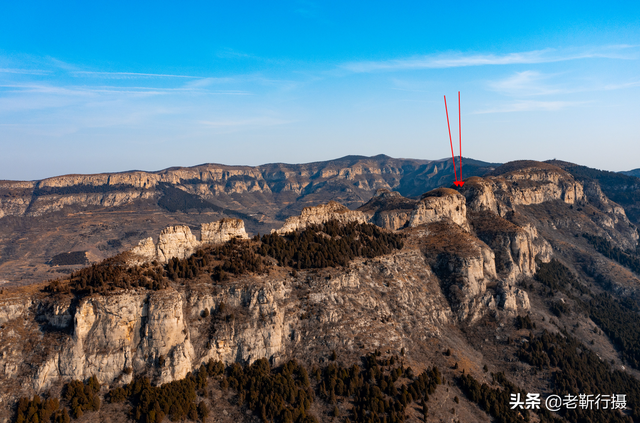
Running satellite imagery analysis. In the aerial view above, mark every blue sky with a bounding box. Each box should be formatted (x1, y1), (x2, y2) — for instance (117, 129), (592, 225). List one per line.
(1, 1), (639, 180)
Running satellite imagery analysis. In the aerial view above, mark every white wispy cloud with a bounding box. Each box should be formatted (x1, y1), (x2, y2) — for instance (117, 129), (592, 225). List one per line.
(0, 68), (51, 75)
(199, 117), (294, 127)
(70, 70), (199, 79)
(488, 71), (566, 96)
(341, 45), (638, 73)
(184, 77), (236, 88)
(474, 100), (589, 114)
(603, 80), (640, 90)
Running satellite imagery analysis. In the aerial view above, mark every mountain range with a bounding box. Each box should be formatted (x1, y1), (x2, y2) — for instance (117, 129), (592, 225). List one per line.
(1, 156), (640, 422)
(0, 155), (498, 286)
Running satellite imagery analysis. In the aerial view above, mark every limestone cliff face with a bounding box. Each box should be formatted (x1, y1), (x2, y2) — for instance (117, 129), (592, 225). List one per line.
(460, 166), (585, 216)
(19, 284), (288, 394)
(496, 281), (530, 314)
(200, 219), (248, 244)
(274, 201), (368, 234)
(155, 226), (200, 263)
(459, 177), (500, 214)
(0, 155), (485, 221)
(468, 211), (543, 283)
(33, 288), (196, 391)
(460, 163), (633, 277)
(0, 244), (454, 408)
(422, 221), (499, 322)
(25, 191), (157, 217)
(409, 189), (469, 230)
(581, 180), (639, 250)
(371, 211), (412, 231)
(131, 218), (249, 263)
(358, 189), (416, 231)
(492, 166), (586, 207)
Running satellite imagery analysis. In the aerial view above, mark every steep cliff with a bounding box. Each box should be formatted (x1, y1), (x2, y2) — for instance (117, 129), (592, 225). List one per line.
(358, 189), (417, 230)
(200, 218), (248, 244)
(131, 218), (249, 263)
(408, 188), (469, 230)
(274, 201), (368, 234)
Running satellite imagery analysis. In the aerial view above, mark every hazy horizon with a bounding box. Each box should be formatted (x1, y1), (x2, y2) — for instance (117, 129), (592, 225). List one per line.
(1, 1), (639, 180)
(2, 153), (635, 183)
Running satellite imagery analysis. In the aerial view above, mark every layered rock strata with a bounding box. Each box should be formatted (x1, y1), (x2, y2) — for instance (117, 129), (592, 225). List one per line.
(274, 201), (368, 234)
(131, 218), (248, 263)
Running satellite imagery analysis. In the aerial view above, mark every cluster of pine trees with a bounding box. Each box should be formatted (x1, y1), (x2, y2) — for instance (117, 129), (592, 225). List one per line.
(63, 376), (101, 419)
(313, 350), (441, 423)
(458, 372), (531, 423)
(535, 259), (582, 292)
(582, 233), (640, 276)
(589, 294), (640, 369)
(222, 358), (316, 423)
(14, 396), (69, 423)
(14, 377), (100, 423)
(109, 362), (215, 423)
(14, 350), (444, 423)
(518, 330), (639, 422)
(534, 258), (640, 371)
(515, 315), (536, 330)
(166, 238), (266, 283)
(259, 220), (404, 269)
(44, 219), (403, 295)
(45, 256), (167, 295)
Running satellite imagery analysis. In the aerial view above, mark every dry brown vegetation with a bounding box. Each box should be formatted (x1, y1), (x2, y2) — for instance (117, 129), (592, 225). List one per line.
(420, 188), (460, 199)
(487, 160), (567, 177)
(422, 221), (481, 259)
(469, 211), (522, 235)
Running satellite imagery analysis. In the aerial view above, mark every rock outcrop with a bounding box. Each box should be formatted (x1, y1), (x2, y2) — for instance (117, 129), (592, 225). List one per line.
(357, 189), (417, 230)
(0, 241), (452, 409)
(131, 218), (249, 263)
(468, 211), (540, 282)
(409, 188), (469, 230)
(201, 218), (248, 244)
(274, 201), (368, 234)
(422, 221), (497, 322)
(155, 226), (200, 263)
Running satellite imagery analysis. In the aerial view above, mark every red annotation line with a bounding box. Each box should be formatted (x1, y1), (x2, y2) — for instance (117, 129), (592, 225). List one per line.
(444, 93), (464, 187)
(458, 91), (462, 183)
(443, 95), (458, 183)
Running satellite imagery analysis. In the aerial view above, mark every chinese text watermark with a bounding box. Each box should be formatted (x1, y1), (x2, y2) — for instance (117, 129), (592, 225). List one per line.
(509, 393), (627, 412)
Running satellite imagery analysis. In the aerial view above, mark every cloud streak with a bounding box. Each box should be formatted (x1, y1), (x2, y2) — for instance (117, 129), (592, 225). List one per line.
(0, 68), (51, 75)
(70, 70), (199, 79)
(199, 117), (294, 127)
(474, 100), (589, 114)
(488, 71), (565, 96)
(341, 45), (638, 73)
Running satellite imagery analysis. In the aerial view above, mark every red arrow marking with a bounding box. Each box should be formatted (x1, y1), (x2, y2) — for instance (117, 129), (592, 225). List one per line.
(444, 95), (459, 182)
(458, 91), (462, 182)
(455, 91), (464, 187)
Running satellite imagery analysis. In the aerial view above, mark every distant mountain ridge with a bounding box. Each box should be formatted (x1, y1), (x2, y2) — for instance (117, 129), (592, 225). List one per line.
(547, 160), (640, 228)
(0, 154), (498, 286)
(622, 168), (640, 177)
